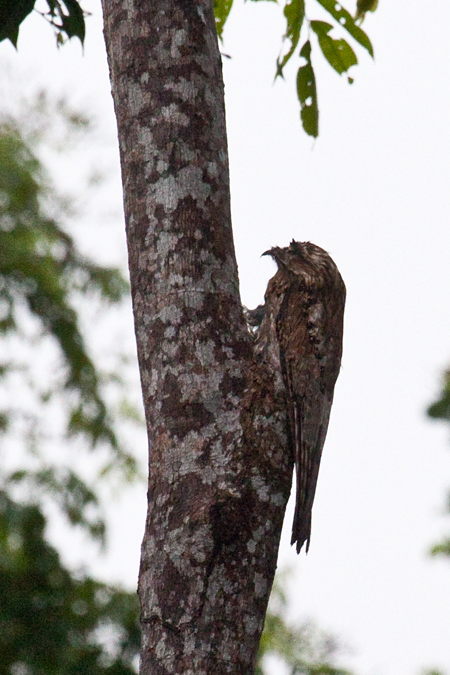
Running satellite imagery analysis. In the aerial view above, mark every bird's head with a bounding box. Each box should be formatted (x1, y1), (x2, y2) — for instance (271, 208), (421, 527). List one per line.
(262, 240), (343, 290)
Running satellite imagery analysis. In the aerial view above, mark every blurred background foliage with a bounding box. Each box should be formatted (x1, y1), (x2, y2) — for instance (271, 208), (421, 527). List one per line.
(257, 571), (354, 675)
(0, 490), (140, 675)
(0, 92), (145, 673)
(0, 93), (140, 542)
(428, 352), (450, 559)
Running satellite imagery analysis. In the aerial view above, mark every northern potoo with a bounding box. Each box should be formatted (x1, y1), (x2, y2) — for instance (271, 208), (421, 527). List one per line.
(253, 240), (346, 554)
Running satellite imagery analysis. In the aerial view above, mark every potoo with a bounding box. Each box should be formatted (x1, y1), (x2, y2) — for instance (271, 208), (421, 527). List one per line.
(253, 240), (346, 554)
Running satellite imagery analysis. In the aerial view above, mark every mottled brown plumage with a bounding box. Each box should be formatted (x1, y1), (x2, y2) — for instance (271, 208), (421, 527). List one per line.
(255, 240), (346, 554)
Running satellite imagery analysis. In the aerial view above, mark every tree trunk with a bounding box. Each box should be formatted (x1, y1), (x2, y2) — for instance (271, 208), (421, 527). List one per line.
(101, 1), (292, 672)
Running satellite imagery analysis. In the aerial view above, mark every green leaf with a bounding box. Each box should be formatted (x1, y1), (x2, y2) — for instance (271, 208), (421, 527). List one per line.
(355, 0), (378, 22)
(214, 0), (233, 40)
(427, 369), (450, 421)
(0, 0), (86, 47)
(311, 20), (357, 75)
(4, 26), (18, 46)
(0, 411), (9, 431)
(315, 0), (374, 57)
(0, 0), (36, 46)
(276, 0), (305, 77)
(59, 0), (85, 44)
(296, 41), (319, 137)
(430, 538), (450, 557)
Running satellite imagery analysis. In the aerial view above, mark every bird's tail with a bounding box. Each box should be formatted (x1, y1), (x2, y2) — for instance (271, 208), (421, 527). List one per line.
(291, 500), (312, 554)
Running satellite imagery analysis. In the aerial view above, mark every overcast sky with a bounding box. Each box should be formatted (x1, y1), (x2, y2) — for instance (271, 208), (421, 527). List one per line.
(2, 2), (450, 674)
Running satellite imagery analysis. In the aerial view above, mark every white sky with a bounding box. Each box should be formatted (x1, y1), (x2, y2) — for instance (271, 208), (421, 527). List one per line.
(2, 1), (450, 674)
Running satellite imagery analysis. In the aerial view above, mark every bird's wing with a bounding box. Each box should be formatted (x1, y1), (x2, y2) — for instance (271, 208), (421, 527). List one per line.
(277, 284), (340, 553)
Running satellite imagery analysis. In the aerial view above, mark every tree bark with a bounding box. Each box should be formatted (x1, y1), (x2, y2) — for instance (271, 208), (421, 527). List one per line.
(101, 1), (292, 672)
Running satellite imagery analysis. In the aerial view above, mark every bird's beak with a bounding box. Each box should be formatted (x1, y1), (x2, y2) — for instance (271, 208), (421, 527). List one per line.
(261, 246), (288, 269)
(262, 247), (279, 259)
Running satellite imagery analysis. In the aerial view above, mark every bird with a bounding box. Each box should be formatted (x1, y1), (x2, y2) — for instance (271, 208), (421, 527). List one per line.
(254, 240), (346, 554)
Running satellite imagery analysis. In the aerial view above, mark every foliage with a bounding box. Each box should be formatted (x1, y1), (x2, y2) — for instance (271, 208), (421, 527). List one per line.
(1, 0), (376, 136)
(355, 0), (378, 23)
(428, 487), (450, 559)
(215, 0), (376, 137)
(429, 538), (450, 557)
(296, 41), (319, 138)
(0, 89), (143, 672)
(256, 570), (353, 675)
(0, 489), (140, 675)
(427, 370), (450, 558)
(0, 126), (126, 448)
(0, 96), (139, 544)
(427, 369), (450, 424)
(0, 0), (86, 47)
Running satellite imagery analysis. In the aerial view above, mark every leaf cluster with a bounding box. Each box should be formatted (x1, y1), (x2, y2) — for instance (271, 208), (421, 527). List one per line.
(0, 490), (140, 675)
(0, 0), (86, 48)
(0, 122), (128, 451)
(214, 0), (376, 137)
(1, 0), (376, 137)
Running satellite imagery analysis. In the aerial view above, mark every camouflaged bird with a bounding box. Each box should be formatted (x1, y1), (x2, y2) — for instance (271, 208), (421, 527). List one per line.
(253, 240), (346, 554)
